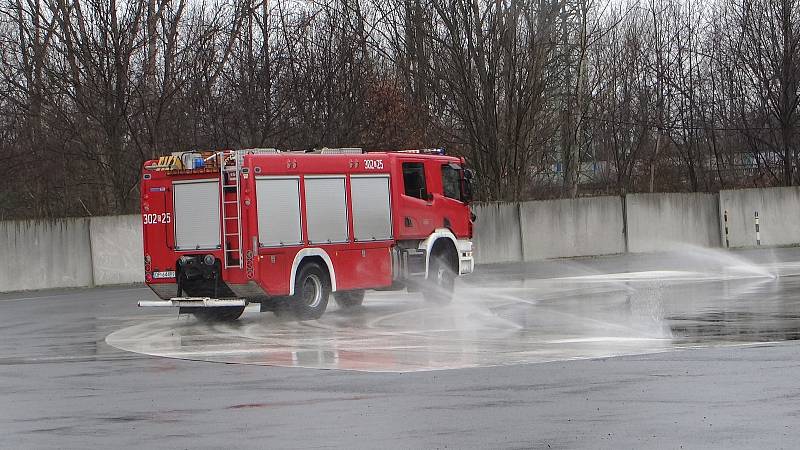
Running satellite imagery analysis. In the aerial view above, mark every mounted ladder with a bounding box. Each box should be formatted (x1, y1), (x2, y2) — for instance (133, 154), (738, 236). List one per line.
(219, 151), (243, 268)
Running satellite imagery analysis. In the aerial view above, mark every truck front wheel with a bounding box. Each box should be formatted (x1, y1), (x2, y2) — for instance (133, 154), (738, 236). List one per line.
(290, 262), (330, 320)
(423, 251), (456, 304)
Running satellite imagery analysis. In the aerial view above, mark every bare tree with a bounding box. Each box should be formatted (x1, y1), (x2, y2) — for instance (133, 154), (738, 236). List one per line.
(4, 0), (800, 219)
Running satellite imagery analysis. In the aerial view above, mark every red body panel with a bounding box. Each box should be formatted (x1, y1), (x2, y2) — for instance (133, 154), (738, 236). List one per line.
(141, 151), (471, 299)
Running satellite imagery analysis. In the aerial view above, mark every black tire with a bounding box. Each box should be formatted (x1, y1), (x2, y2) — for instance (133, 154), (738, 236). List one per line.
(333, 290), (365, 309)
(422, 251), (456, 304)
(290, 262), (330, 320)
(180, 306), (245, 322)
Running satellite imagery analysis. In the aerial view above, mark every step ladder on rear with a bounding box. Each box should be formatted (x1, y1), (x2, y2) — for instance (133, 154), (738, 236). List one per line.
(219, 151), (243, 268)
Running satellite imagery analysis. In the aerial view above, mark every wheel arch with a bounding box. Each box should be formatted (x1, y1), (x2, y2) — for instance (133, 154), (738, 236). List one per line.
(419, 229), (459, 279)
(289, 248), (337, 295)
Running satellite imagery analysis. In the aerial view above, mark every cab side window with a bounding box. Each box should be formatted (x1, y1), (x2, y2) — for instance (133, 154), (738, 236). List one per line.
(441, 164), (462, 201)
(402, 162), (428, 199)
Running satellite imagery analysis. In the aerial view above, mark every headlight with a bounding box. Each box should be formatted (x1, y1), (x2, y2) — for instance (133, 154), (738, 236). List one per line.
(203, 254), (215, 266)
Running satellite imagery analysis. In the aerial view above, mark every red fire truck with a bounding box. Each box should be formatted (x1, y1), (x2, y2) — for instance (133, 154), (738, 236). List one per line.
(138, 148), (475, 321)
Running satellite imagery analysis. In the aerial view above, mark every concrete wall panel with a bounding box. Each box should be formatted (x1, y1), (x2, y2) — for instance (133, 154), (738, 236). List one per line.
(519, 196), (625, 260)
(719, 187), (800, 248)
(472, 203), (522, 264)
(90, 215), (144, 285)
(0, 219), (93, 291)
(626, 193), (721, 253)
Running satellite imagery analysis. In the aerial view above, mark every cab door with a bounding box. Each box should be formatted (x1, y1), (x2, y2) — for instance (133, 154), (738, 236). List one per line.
(428, 161), (470, 237)
(395, 158), (437, 238)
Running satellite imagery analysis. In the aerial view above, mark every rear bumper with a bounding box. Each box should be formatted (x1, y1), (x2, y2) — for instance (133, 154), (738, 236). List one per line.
(138, 297), (248, 308)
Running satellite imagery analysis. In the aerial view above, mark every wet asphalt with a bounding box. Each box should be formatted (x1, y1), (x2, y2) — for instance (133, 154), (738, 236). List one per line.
(2, 248), (800, 448)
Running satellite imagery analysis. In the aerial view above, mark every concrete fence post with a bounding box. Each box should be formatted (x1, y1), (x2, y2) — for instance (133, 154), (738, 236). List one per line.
(517, 202), (525, 261)
(755, 211), (761, 246)
(621, 194), (629, 254)
(724, 209), (730, 248)
(86, 220), (96, 288)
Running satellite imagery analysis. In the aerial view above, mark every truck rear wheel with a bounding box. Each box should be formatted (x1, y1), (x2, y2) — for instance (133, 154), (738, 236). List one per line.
(334, 290), (365, 309)
(290, 262), (330, 320)
(180, 306), (245, 322)
(422, 251), (456, 304)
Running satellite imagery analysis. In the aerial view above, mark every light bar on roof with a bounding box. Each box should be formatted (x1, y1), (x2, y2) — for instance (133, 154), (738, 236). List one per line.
(397, 148), (445, 155)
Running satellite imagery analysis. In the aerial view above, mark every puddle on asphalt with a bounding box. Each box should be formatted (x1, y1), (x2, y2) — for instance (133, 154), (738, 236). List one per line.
(106, 248), (800, 372)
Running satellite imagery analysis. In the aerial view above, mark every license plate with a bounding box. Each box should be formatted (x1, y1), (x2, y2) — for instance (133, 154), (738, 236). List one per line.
(152, 271), (175, 279)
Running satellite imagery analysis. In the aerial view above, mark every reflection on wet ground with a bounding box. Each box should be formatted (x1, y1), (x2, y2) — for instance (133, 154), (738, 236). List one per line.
(106, 248), (800, 372)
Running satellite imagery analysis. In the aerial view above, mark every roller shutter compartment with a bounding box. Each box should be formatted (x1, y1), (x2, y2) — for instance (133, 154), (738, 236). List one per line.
(173, 180), (221, 251)
(350, 175), (392, 241)
(255, 176), (303, 247)
(304, 176), (349, 244)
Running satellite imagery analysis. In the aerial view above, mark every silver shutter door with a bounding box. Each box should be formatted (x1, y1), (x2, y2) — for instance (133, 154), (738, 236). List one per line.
(173, 180), (221, 250)
(256, 177), (302, 246)
(350, 176), (392, 241)
(304, 177), (348, 244)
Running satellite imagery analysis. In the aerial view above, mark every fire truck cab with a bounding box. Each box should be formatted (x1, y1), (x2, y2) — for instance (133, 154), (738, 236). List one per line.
(138, 148), (475, 321)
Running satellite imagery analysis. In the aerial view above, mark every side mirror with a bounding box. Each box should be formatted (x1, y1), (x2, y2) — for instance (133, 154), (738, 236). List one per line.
(464, 169), (475, 180)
